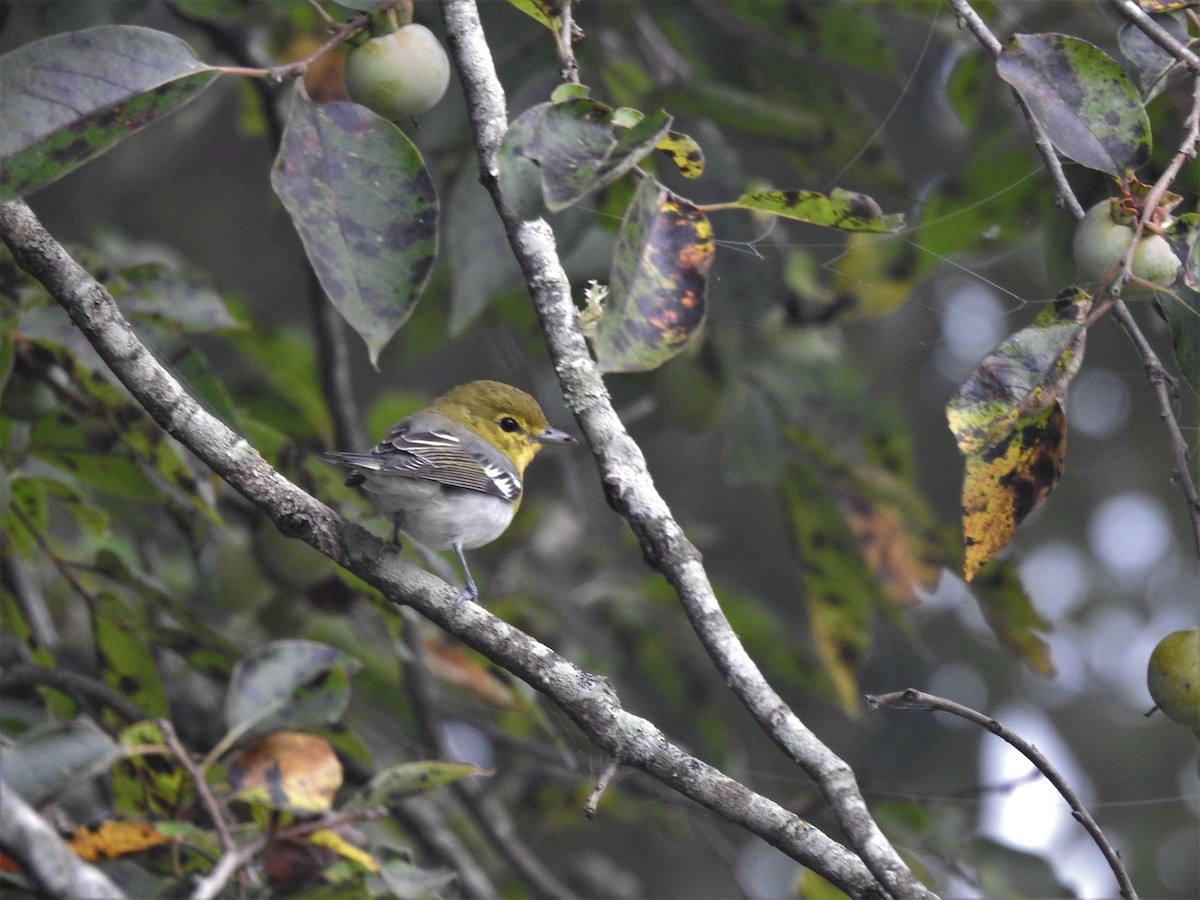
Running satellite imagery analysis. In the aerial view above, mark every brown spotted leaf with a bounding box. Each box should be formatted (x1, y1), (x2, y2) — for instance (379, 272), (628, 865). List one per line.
(498, 97), (671, 217)
(734, 188), (904, 233)
(947, 289), (1090, 579)
(0, 26), (219, 201)
(780, 454), (878, 716)
(271, 85), (437, 368)
(960, 402), (1067, 581)
(592, 178), (712, 373)
(228, 732), (342, 814)
(225, 639), (361, 744)
(997, 33), (1150, 176)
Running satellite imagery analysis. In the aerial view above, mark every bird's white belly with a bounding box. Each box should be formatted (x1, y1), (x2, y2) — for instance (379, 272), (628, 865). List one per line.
(364, 479), (516, 550)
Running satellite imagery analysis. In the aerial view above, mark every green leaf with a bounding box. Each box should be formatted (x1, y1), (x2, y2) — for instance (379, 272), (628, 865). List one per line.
(1118, 11), (1190, 100)
(349, 761), (487, 809)
(271, 86), (438, 368)
(0, 589), (75, 717)
(996, 33), (1151, 176)
(947, 288), (1091, 456)
(592, 178), (712, 373)
(734, 188), (904, 233)
(94, 591), (169, 719)
(1158, 284), (1200, 395)
(0, 719), (120, 806)
(505, 0), (565, 31)
(110, 262), (238, 332)
(498, 98), (672, 217)
(971, 560), (1055, 676)
(224, 640), (362, 745)
(0, 26), (219, 201)
(1160, 224), (1197, 380)
(780, 451), (878, 716)
(112, 722), (188, 819)
(3, 475), (49, 559)
(19, 340), (217, 521)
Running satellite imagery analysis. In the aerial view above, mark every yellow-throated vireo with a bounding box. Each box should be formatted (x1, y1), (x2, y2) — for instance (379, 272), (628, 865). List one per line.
(324, 380), (575, 603)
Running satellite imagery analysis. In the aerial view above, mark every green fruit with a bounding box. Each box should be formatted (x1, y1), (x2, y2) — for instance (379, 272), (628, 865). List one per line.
(1147, 627), (1200, 737)
(345, 24), (450, 120)
(1072, 199), (1181, 287)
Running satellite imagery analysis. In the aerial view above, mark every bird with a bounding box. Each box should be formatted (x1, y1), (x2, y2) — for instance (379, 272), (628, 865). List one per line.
(323, 380), (576, 603)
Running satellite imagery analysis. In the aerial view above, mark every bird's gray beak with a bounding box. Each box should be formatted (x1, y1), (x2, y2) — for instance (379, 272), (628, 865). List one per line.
(537, 426), (577, 445)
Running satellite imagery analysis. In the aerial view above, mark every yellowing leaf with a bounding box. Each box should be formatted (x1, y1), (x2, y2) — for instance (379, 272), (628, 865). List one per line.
(735, 187), (904, 233)
(656, 131), (705, 179)
(836, 490), (938, 607)
(961, 403), (1067, 581)
(69, 819), (170, 862)
(830, 233), (917, 318)
(948, 289), (1090, 578)
(228, 732), (343, 814)
(506, 0), (564, 31)
(307, 829), (380, 872)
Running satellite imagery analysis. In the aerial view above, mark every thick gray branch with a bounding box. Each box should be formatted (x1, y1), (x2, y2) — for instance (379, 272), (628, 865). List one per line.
(0, 780), (126, 899)
(0, 199), (885, 898)
(439, 2), (935, 898)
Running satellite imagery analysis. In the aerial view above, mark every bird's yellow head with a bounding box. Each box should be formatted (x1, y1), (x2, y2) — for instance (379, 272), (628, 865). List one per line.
(430, 380), (576, 472)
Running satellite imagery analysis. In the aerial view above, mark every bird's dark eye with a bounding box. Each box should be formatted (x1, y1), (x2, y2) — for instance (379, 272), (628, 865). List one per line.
(499, 417), (520, 433)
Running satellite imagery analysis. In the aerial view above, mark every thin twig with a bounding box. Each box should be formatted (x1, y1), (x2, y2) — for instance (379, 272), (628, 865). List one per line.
(399, 609), (577, 899)
(948, 0), (1085, 217)
(1111, 299), (1200, 552)
(583, 758), (620, 819)
(1106, 0), (1200, 73)
(0, 781), (127, 899)
(554, 0), (580, 85)
(159, 720), (237, 858)
(867, 689), (1139, 900)
(0, 664), (145, 725)
(949, 0), (1200, 555)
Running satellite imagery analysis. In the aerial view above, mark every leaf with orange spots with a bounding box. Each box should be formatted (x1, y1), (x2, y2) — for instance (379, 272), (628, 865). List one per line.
(592, 177), (713, 373)
(947, 289), (1090, 579)
(228, 732), (343, 814)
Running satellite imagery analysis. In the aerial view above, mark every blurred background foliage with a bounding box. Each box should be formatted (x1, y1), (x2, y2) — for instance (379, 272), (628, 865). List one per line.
(1, 0), (1197, 897)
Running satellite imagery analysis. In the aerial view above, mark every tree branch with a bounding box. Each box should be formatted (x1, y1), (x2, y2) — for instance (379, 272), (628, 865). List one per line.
(950, 0), (1200, 552)
(439, 2), (934, 898)
(0, 779), (126, 899)
(867, 690), (1138, 900)
(1106, 0), (1200, 73)
(0, 664), (144, 725)
(0, 199), (887, 899)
